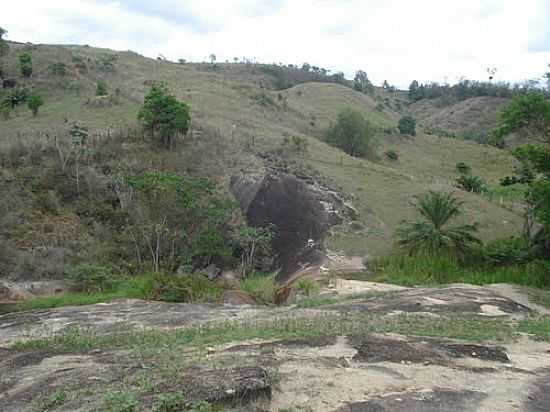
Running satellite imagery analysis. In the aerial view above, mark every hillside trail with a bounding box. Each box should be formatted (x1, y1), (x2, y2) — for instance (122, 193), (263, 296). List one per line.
(1, 281), (550, 411)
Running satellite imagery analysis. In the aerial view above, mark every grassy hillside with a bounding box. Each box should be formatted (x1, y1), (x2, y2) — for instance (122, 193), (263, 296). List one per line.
(0, 42), (523, 269)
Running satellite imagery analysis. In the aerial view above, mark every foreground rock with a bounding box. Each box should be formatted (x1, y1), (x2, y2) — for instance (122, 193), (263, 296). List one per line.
(1, 282), (550, 411)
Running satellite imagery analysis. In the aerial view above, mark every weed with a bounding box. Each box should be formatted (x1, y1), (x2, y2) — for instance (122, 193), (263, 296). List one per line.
(152, 393), (185, 412)
(102, 390), (138, 412)
(294, 278), (320, 296)
(240, 274), (277, 304)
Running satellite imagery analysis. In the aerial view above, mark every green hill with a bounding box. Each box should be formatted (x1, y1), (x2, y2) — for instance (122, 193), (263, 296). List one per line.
(0, 42), (523, 278)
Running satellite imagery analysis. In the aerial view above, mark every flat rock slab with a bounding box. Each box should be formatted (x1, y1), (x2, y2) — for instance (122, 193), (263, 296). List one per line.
(350, 335), (509, 365)
(526, 370), (550, 412)
(328, 285), (531, 317)
(336, 389), (487, 412)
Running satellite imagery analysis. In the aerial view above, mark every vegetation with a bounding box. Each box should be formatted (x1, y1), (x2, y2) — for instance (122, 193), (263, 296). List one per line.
(138, 83), (191, 149)
(353, 70), (374, 94)
(325, 107), (376, 158)
(0, 26), (8, 57)
(239, 274), (278, 304)
(27, 93), (44, 116)
(398, 115), (416, 136)
(456, 173), (487, 193)
(96, 80), (108, 96)
(396, 191), (481, 255)
(19, 52), (33, 77)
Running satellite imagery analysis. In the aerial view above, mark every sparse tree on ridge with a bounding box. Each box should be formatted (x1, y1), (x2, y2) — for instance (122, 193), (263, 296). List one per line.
(354, 70), (374, 94)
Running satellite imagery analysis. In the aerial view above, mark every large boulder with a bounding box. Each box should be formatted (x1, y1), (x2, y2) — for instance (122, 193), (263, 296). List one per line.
(231, 173), (330, 281)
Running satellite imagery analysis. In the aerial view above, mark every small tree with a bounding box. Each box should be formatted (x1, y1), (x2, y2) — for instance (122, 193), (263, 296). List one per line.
(326, 108), (377, 158)
(396, 191), (481, 255)
(138, 83), (191, 149)
(0, 26), (8, 57)
(96, 80), (108, 96)
(27, 93), (43, 116)
(19, 52), (33, 77)
(209, 54), (216, 65)
(354, 70), (374, 94)
(398, 115), (416, 136)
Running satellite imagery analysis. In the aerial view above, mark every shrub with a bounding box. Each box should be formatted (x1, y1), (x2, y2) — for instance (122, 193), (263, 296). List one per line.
(27, 93), (44, 116)
(483, 237), (531, 265)
(325, 108), (377, 159)
(147, 273), (222, 303)
(240, 274), (277, 304)
(96, 80), (108, 96)
(102, 391), (138, 412)
(65, 263), (114, 293)
(49, 62), (67, 76)
(396, 191), (481, 255)
(456, 162), (471, 175)
(385, 150), (399, 161)
(456, 174), (487, 193)
(138, 83), (191, 149)
(19, 52), (33, 77)
(153, 393), (185, 412)
(398, 115), (416, 136)
(294, 278), (320, 296)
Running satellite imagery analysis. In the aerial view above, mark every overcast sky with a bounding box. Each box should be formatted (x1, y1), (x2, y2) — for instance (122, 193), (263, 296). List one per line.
(3, 0), (550, 88)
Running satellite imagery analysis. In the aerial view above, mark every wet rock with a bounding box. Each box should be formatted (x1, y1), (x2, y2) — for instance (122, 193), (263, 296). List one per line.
(180, 366), (271, 404)
(337, 388), (487, 412)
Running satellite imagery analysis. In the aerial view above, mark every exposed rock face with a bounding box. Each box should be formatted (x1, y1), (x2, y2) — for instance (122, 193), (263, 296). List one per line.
(231, 173), (330, 280)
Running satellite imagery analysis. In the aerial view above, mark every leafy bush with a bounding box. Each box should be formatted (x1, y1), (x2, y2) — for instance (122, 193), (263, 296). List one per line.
(27, 93), (44, 116)
(153, 393), (185, 412)
(138, 83), (191, 149)
(385, 150), (399, 161)
(398, 115), (416, 136)
(240, 274), (277, 304)
(19, 52), (33, 77)
(325, 108), (376, 159)
(49, 62), (67, 76)
(96, 80), (108, 96)
(65, 263), (114, 293)
(294, 278), (320, 296)
(456, 174), (487, 193)
(102, 391), (138, 412)
(147, 273), (222, 303)
(456, 162), (471, 175)
(483, 237), (531, 265)
(396, 191), (481, 255)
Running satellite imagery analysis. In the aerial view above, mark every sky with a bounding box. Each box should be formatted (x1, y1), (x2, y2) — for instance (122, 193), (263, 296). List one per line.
(3, 0), (550, 88)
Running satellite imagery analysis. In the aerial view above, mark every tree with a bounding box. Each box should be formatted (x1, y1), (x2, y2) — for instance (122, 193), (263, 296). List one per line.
(96, 80), (108, 96)
(209, 54), (216, 65)
(326, 108), (377, 158)
(27, 93), (43, 116)
(408, 80), (421, 101)
(396, 191), (481, 255)
(354, 70), (373, 94)
(138, 83), (191, 149)
(398, 115), (416, 136)
(301, 62), (311, 72)
(0, 26), (8, 57)
(19, 52), (32, 77)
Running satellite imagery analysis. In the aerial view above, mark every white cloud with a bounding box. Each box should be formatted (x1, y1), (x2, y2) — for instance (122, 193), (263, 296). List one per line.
(2, 0), (550, 88)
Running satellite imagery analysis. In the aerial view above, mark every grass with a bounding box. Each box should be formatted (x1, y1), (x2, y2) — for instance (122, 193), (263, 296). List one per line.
(369, 253), (550, 289)
(2, 273), (224, 314)
(239, 274), (278, 304)
(14, 312), (547, 354)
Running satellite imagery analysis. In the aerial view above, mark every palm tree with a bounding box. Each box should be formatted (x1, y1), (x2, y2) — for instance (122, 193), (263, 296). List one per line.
(396, 191), (481, 255)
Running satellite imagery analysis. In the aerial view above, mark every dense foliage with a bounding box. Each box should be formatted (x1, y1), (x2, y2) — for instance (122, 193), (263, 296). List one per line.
(398, 115), (416, 136)
(138, 83), (191, 149)
(325, 108), (377, 158)
(396, 191), (481, 255)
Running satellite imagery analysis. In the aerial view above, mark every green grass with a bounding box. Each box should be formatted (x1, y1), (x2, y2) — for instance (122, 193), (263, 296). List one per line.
(14, 312), (546, 354)
(3, 276), (153, 313)
(370, 253), (550, 289)
(239, 274), (278, 304)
